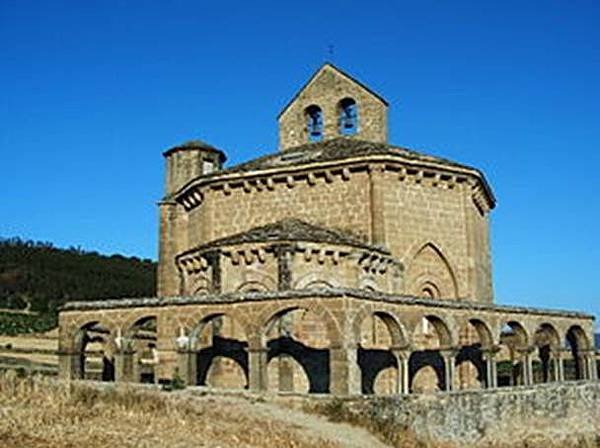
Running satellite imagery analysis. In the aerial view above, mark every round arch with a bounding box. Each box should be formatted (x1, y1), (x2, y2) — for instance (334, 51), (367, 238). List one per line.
(351, 306), (409, 348)
(423, 314), (454, 348)
(259, 302), (340, 393)
(258, 302), (341, 347)
(565, 325), (590, 381)
(187, 312), (250, 389)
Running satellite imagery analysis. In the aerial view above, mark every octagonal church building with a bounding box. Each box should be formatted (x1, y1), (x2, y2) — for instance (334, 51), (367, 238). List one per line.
(59, 63), (597, 395)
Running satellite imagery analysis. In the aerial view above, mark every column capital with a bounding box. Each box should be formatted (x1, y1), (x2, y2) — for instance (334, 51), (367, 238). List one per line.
(246, 347), (269, 354)
(482, 345), (501, 359)
(515, 345), (536, 355)
(440, 347), (460, 358)
(390, 344), (411, 355)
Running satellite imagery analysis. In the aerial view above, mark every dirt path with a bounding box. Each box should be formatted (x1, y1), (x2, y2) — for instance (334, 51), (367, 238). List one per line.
(191, 394), (391, 448)
(254, 400), (390, 448)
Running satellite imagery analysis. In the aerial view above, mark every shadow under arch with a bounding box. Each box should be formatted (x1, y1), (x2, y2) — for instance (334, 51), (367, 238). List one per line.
(454, 318), (494, 389)
(409, 350), (445, 392)
(407, 313), (454, 392)
(189, 313), (249, 388)
(267, 336), (329, 393)
(260, 304), (338, 394)
(353, 308), (409, 394)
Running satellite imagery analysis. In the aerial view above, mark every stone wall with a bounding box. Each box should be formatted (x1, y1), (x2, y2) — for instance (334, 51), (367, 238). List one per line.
(303, 381), (600, 447)
(204, 170), (372, 246)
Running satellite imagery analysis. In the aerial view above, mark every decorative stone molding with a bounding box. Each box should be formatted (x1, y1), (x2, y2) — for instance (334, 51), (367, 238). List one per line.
(171, 157), (494, 214)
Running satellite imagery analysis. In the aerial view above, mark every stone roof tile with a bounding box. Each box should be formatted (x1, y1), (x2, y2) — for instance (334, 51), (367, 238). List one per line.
(179, 218), (388, 256)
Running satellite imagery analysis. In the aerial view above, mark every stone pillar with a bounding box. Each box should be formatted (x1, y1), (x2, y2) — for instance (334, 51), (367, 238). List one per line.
(178, 350), (197, 386)
(330, 346), (361, 396)
(551, 349), (564, 382)
(585, 351), (597, 381)
(483, 350), (498, 389)
(517, 348), (534, 386)
(441, 348), (457, 391)
(115, 350), (136, 382)
(391, 348), (410, 394)
(248, 347), (268, 392)
(58, 351), (82, 380)
(525, 352), (534, 386)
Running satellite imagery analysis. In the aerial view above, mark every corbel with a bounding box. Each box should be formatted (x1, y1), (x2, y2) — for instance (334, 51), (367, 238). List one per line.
(341, 167), (351, 181)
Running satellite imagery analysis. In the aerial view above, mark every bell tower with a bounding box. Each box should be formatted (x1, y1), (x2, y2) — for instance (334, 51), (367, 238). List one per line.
(277, 63), (388, 150)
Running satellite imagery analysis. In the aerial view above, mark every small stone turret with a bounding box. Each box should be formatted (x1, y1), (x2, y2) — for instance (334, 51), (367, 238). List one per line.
(163, 140), (226, 196)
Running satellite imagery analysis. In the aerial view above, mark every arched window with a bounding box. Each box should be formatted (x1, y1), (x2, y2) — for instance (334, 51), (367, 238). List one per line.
(305, 105), (323, 142)
(338, 97), (358, 135)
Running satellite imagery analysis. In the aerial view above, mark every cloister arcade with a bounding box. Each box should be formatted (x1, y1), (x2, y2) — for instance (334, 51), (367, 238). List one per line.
(59, 290), (598, 395)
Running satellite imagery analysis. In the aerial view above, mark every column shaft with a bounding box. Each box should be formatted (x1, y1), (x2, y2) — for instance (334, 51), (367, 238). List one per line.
(248, 349), (268, 392)
(330, 347), (360, 396)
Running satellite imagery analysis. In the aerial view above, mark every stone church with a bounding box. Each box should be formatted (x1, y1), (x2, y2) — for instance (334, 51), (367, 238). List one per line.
(58, 63), (597, 394)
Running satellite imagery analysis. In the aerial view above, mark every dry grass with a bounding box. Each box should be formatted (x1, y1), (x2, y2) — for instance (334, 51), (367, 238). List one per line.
(0, 371), (340, 448)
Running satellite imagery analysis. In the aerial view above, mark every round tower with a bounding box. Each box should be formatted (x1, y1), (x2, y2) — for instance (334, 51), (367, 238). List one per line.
(162, 140), (227, 196)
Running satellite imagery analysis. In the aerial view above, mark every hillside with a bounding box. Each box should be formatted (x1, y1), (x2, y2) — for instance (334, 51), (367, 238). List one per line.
(0, 237), (156, 334)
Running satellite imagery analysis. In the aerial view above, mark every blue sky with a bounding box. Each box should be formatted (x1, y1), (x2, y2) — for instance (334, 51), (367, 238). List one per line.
(1, 1), (599, 322)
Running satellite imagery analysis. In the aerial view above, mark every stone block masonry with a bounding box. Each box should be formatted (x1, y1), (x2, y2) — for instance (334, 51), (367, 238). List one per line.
(300, 381), (600, 446)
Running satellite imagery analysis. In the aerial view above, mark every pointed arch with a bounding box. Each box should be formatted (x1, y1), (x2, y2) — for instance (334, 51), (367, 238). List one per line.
(404, 241), (459, 299)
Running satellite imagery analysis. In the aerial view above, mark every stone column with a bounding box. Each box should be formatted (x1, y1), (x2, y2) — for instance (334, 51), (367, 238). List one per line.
(441, 348), (458, 391)
(330, 345), (361, 396)
(483, 349), (498, 389)
(247, 347), (268, 392)
(115, 349), (136, 382)
(551, 349), (564, 382)
(58, 351), (82, 380)
(525, 351), (534, 386)
(178, 350), (197, 386)
(585, 350), (597, 381)
(516, 348), (534, 386)
(391, 348), (410, 394)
